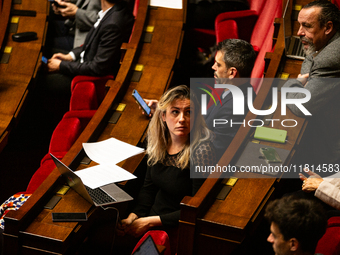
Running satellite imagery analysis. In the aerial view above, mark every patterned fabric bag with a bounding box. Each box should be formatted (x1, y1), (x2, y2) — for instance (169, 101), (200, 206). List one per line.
(0, 193), (31, 229)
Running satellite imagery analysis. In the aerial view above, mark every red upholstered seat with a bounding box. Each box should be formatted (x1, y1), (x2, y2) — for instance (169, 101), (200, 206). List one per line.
(26, 157), (58, 193)
(63, 110), (97, 130)
(25, 74), (109, 193)
(40, 152), (65, 166)
(315, 216), (340, 255)
(215, 0), (282, 91)
(251, 31), (275, 92)
(132, 0), (140, 18)
(27, 117), (82, 193)
(48, 117), (82, 154)
(191, 0), (282, 92)
(25, 114), (96, 194)
(251, 0), (282, 91)
(26, 113), (94, 193)
(248, 0), (266, 14)
(215, 19), (239, 44)
(70, 81), (98, 111)
(215, 10), (257, 43)
(70, 75), (113, 107)
(128, 0), (140, 42)
(190, 0), (266, 52)
(250, 0), (281, 51)
(131, 230), (171, 255)
(71, 75), (113, 91)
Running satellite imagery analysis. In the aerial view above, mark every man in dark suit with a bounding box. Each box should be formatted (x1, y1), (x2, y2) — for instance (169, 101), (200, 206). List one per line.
(283, 0), (340, 168)
(204, 39), (256, 161)
(47, 0), (134, 77)
(49, 0), (101, 50)
(38, 0), (133, 130)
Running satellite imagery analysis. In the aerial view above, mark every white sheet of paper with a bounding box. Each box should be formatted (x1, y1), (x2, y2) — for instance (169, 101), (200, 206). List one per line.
(83, 138), (145, 165)
(76, 164), (137, 189)
(149, 0), (182, 9)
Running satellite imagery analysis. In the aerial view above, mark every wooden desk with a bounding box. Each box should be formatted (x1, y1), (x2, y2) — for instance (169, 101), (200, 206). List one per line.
(3, 1), (186, 254)
(0, 0), (48, 153)
(12, 0), (49, 14)
(0, 0), (12, 48)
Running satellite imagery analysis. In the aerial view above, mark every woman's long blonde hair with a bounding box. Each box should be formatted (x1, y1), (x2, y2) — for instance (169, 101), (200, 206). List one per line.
(146, 85), (212, 169)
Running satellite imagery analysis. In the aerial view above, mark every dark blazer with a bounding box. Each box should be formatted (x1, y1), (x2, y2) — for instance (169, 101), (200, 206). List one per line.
(59, 1), (134, 77)
(205, 82), (255, 161)
(283, 32), (340, 166)
(72, 0), (101, 47)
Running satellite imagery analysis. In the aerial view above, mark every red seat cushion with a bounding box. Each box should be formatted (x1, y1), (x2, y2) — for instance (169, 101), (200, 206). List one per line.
(49, 117), (82, 154)
(63, 110), (97, 130)
(215, 10), (258, 43)
(132, 230), (171, 255)
(26, 157), (57, 193)
(216, 19), (239, 43)
(250, 0), (282, 50)
(71, 75), (113, 105)
(40, 152), (66, 166)
(70, 81), (98, 111)
(315, 216), (340, 255)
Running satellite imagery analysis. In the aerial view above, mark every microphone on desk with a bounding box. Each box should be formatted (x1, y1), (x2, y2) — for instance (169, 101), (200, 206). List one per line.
(12, 31), (37, 42)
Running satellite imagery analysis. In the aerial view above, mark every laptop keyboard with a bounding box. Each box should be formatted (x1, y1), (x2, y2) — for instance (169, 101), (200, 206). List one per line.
(85, 186), (116, 204)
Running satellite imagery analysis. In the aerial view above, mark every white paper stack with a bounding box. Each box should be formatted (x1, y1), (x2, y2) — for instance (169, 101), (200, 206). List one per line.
(75, 138), (144, 189)
(149, 0), (182, 9)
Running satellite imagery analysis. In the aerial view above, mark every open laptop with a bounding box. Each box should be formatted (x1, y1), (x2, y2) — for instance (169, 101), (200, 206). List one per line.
(50, 153), (133, 206)
(132, 235), (160, 255)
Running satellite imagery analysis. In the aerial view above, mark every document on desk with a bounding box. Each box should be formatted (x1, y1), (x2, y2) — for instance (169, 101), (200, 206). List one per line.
(76, 164), (137, 189)
(78, 138), (144, 188)
(149, 0), (182, 9)
(83, 138), (145, 165)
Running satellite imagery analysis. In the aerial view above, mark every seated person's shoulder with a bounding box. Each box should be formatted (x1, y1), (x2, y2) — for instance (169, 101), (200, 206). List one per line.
(193, 140), (216, 162)
(109, 2), (134, 25)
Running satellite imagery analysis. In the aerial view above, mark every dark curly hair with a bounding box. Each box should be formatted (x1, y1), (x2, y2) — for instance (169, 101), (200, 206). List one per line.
(265, 195), (327, 253)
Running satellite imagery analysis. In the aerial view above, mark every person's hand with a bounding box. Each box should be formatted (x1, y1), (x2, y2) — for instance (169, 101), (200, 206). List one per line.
(127, 217), (153, 237)
(55, 0), (78, 18)
(297, 73), (309, 86)
(140, 99), (158, 117)
(299, 168), (324, 192)
(126, 216), (161, 237)
(52, 3), (61, 15)
(51, 53), (73, 61)
(116, 213), (138, 236)
(47, 58), (61, 72)
(47, 53), (72, 72)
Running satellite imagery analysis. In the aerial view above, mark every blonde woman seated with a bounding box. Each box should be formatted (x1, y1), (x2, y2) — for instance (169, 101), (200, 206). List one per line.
(119, 85), (215, 239)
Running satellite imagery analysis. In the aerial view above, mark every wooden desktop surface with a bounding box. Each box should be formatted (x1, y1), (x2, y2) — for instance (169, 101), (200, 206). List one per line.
(0, 0), (12, 48)
(0, 0), (48, 152)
